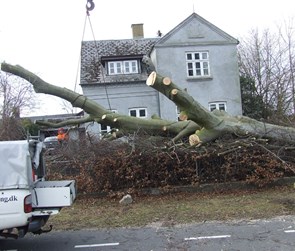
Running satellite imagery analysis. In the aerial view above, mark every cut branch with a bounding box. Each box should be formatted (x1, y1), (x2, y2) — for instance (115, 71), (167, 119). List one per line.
(147, 71), (222, 129)
(36, 115), (95, 128)
(147, 71), (295, 144)
(2, 63), (295, 145)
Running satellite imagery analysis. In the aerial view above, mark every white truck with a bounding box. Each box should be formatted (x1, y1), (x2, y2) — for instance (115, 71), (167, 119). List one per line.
(0, 139), (76, 239)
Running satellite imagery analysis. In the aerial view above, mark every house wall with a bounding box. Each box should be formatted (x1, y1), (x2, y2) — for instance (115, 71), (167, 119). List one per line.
(80, 13), (243, 133)
(148, 13), (242, 121)
(82, 82), (160, 117)
(82, 82), (160, 138)
(154, 44), (242, 121)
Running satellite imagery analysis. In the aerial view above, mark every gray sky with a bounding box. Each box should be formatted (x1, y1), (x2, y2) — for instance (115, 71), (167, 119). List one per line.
(0, 0), (294, 116)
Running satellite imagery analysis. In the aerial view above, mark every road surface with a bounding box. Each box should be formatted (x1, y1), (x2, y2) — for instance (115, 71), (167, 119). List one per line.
(1, 216), (295, 251)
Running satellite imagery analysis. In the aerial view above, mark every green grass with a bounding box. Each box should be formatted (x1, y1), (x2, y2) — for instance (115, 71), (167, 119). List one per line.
(48, 185), (295, 230)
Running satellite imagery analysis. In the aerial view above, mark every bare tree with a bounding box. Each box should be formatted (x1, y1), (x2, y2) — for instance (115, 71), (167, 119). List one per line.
(238, 19), (295, 123)
(278, 18), (295, 115)
(0, 72), (36, 140)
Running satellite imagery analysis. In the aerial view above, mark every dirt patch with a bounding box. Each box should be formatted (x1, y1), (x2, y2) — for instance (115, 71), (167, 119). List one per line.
(48, 185), (295, 230)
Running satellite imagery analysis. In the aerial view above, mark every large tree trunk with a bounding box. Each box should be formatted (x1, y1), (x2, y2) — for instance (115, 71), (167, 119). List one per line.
(0, 63), (199, 142)
(1, 62), (295, 145)
(146, 72), (295, 144)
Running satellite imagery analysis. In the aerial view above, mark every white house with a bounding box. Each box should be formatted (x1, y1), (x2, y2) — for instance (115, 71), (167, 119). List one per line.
(80, 12), (242, 136)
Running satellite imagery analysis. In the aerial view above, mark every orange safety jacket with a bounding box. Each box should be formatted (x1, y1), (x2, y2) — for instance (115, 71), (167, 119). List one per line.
(57, 133), (68, 141)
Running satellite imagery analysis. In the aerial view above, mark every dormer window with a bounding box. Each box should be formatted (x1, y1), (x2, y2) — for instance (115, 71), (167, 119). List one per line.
(108, 60), (139, 75)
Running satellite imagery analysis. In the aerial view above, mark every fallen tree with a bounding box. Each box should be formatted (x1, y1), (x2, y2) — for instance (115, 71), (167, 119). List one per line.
(1, 62), (295, 146)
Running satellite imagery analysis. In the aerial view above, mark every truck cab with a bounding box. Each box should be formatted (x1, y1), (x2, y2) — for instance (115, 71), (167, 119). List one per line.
(0, 140), (76, 239)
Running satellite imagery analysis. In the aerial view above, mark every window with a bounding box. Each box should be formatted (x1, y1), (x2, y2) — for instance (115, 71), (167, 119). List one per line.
(108, 62), (122, 75)
(129, 108), (147, 118)
(186, 52), (210, 77)
(209, 102), (227, 112)
(108, 60), (138, 75)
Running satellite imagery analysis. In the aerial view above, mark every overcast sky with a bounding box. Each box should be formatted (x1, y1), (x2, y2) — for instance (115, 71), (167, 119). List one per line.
(0, 0), (294, 116)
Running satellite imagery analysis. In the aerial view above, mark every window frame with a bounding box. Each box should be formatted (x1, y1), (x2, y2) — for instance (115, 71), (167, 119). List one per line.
(108, 60), (139, 75)
(208, 102), (227, 112)
(128, 107), (147, 118)
(186, 51), (210, 78)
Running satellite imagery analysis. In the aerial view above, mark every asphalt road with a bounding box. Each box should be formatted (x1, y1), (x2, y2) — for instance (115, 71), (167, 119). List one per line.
(1, 216), (295, 251)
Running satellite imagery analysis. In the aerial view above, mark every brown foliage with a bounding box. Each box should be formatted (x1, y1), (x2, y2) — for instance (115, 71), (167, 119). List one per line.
(45, 135), (295, 194)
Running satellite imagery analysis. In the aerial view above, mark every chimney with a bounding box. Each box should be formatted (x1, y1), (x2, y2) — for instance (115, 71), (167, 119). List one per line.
(131, 23), (144, 39)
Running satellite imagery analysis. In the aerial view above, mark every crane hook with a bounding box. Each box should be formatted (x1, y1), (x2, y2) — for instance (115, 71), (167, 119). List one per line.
(86, 0), (95, 15)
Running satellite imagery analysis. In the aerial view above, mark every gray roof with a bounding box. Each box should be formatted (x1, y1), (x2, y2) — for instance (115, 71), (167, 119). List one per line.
(81, 38), (159, 84)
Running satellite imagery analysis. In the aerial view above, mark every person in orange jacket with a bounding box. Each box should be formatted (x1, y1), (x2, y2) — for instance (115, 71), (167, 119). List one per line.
(57, 128), (68, 145)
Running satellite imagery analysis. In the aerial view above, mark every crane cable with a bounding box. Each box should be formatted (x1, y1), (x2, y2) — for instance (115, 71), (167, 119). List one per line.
(73, 14), (87, 95)
(74, 0), (112, 111)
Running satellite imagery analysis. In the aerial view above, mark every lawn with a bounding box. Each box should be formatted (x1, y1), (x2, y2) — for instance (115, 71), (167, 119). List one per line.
(48, 185), (295, 230)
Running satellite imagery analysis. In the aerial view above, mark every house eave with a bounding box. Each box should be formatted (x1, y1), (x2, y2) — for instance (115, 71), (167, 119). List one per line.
(100, 54), (145, 62)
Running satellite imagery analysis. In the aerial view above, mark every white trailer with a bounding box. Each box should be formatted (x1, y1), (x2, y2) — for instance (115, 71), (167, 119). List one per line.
(0, 140), (76, 238)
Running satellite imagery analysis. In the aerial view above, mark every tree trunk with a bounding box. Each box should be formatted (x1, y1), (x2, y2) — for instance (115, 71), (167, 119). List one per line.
(0, 63), (199, 141)
(1, 63), (295, 145)
(147, 71), (295, 144)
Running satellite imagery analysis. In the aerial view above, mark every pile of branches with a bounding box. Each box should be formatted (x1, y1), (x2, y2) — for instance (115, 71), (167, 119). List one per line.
(45, 134), (295, 194)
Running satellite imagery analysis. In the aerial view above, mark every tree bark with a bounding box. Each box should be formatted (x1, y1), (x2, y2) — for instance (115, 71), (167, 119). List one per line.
(1, 63), (295, 145)
(146, 72), (221, 129)
(147, 71), (295, 144)
(1, 63), (199, 141)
